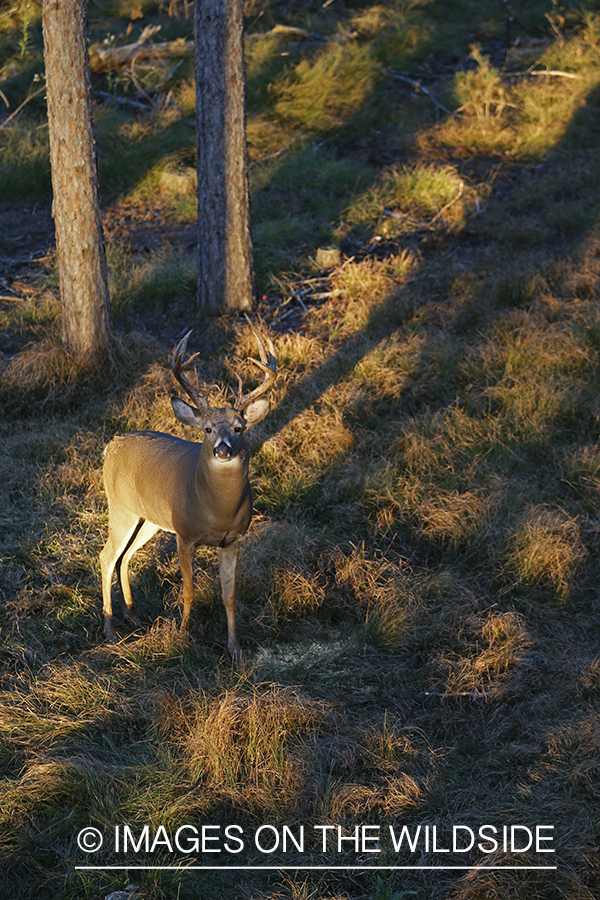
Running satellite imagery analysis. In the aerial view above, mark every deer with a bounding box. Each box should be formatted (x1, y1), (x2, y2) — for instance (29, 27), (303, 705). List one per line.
(99, 327), (276, 659)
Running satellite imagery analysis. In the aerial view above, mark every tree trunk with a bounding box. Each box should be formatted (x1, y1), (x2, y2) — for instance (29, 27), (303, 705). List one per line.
(42, 0), (112, 359)
(195, 0), (254, 312)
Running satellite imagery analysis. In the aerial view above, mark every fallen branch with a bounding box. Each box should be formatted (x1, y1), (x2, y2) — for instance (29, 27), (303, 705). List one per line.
(90, 22), (317, 74)
(89, 35), (193, 73)
(94, 90), (152, 111)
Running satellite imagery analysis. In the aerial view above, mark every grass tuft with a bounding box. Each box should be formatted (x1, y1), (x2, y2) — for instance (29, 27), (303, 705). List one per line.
(185, 685), (325, 815)
(345, 162), (471, 240)
(506, 505), (585, 598)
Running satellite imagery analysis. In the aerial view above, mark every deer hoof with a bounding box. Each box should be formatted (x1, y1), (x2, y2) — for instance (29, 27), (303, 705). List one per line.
(229, 643), (243, 663)
(104, 618), (118, 643)
(124, 609), (142, 629)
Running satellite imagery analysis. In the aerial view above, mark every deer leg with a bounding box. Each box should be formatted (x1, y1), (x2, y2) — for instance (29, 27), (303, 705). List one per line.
(177, 535), (195, 632)
(218, 541), (241, 661)
(118, 519), (160, 628)
(100, 513), (141, 641)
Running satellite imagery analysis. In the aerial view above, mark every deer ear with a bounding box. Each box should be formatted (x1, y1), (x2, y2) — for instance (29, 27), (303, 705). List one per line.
(171, 397), (206, 428)
(243, 397), (270, 427)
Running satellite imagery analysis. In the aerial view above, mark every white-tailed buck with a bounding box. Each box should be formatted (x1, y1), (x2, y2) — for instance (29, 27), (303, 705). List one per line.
(100, 328), (276, 658)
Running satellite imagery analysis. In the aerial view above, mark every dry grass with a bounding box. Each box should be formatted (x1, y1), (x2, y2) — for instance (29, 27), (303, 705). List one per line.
(267, 565), (325, 620)
(506, 505), (585, 598)
(185, 685), (325, 815)
(434, 611), (533, 697)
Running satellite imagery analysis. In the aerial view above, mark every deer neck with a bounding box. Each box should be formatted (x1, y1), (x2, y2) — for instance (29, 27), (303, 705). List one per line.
(194, 442), (250, 513)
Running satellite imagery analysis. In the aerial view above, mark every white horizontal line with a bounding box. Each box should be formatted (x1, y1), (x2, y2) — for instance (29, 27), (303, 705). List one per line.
(75, 865), (557, 871)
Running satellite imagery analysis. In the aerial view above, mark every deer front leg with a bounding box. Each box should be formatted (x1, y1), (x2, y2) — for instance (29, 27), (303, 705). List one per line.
(177, 535), (195, 632)
(218, 541), (241, 661)
(100, 539), (118, 642)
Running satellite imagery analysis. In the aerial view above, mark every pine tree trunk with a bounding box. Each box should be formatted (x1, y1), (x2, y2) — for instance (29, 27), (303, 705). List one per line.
(42, 0), (112, 358)
(195, 0), (254, 312)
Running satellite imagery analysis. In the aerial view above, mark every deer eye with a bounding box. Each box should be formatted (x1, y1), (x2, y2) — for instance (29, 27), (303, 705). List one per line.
(205, 426), (212, 434)
(234, 426), (242, 434)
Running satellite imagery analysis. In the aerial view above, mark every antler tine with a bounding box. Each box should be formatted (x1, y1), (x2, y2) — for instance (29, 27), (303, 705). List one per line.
(172, 330), (211, 415)
(236, 329), (277, 412)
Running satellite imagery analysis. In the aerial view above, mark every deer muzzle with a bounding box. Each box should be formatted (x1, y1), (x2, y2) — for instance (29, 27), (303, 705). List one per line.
(214, 441), (233, 460)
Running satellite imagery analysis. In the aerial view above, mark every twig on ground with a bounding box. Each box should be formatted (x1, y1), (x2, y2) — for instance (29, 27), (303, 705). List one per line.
(95, 90), (152, 111)
(425, 690), (495, 699)
(383, 209), (420, 227)
(0, 85), (46, 131)
(0, 251), (50, 264)
(505, 68), (579, 79)
(303, 289), (342, 300)
(250, 114), (321, 166)
(277, 307), (298, 322)
(429, 180), (464, 226)
(387, 70), (454, 119)
(382, 182), (464, 233)
(98, 91), (150, 111)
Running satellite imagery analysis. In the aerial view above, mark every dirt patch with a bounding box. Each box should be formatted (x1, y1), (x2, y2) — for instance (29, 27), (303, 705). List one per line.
(102, 200), (196, 252)
(0, 202), (55, 279)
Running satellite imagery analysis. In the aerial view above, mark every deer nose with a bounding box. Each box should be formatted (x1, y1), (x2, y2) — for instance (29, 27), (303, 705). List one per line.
(214, 441), (232, 460)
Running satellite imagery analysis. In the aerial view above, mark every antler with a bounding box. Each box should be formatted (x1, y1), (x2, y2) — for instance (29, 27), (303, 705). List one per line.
(236, 328), (277, 413)
(172, 330), (211, 416)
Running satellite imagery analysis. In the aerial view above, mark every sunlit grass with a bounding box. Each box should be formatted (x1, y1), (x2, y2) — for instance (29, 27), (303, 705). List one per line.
(273, 41), (380, 133)
(506, 505), (585, 599)
(344, 161), (473, 240)
(428, 25), (600, 160)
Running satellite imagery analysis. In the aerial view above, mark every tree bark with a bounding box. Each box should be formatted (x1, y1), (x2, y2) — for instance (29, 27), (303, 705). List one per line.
(195, 0), (254, 312)
(42, 0), (112, 359)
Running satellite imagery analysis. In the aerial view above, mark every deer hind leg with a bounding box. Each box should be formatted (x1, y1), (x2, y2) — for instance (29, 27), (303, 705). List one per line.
(100, 510), (143, 641)
(218, 541), (241, 661)
(117, 519), (160, 628)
